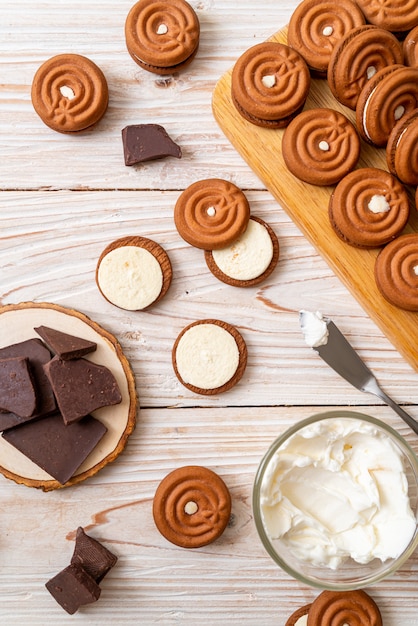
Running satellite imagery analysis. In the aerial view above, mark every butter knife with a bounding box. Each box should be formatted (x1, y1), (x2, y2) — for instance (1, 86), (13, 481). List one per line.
(299, 311), (418, 436)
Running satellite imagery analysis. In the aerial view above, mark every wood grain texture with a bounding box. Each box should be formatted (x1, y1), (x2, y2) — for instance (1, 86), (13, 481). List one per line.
(1, 0), (418, 624)
(212, 26), (418, 375)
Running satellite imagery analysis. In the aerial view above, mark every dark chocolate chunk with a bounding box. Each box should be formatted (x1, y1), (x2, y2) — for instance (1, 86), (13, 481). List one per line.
(2, 412), (107, 484)
(0, 356), (36, 418)
(71, 527), (118, 583)
(0, 338), (56, 430)
(34, 326), (97, 360)
(45, 563), (101, 615)
(121, 123), (182, 166)
(44, 356), (122, 425)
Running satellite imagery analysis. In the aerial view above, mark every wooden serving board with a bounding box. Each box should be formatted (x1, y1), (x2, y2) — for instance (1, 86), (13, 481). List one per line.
(212, 26), (418, 373)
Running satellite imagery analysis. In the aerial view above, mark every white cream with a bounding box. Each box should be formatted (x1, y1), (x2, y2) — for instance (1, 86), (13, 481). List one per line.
(97, 245), (163, 311)
(260, 417), (416, 569)
(175, 323), (239, 389)
(295, 616), (308, 626)
(299, 310), (329, 348)
(212, 218), (274, 281)
(368, 195), (390, 214)
(262, 74), (276, 88)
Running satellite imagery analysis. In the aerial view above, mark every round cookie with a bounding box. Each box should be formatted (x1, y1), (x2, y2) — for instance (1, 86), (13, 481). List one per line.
(125, 0), (200, 75)
(174, 179), (250, 250)
(31, 54), (108, 133)
(287, 0), (365, 75)
(96, 236), (172, 311)
(231, 42), (310, 128)
(307, 590), (382, 626)
(375, 233), (418, 311)
(282, 108), (361, 186)
(356, 64), (418, 147)
(329, 168), (410, 248)
(404, 25), (418, 67)
(204, 216), (279, 287)
(354, 0), (418, 33)
(386, 109), (418, 185)
(327, 25), (403, 110)
(286, 604), (312, 626)
(172, 319), (247, 395)
(153, 465), (232, 548)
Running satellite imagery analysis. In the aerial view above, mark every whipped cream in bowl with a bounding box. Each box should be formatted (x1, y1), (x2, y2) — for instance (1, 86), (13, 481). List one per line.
(253, 411), (418, 590)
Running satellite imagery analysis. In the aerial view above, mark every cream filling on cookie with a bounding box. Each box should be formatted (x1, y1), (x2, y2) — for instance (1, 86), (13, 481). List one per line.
(211, 219), (273, 281)
(175, 324), (239, 389)
(98, 245), (163, 310)
(294, 617), (308, 626)
(260, 417), (416, 569)
(368, 195), (391, 213)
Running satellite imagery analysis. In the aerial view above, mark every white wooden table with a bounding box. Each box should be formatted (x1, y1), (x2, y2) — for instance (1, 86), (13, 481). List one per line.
(1, 1), (418, 624)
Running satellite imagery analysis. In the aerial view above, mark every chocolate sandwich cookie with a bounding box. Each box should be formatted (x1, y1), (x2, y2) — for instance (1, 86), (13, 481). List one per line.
(174, 179), (250, 250)
(287, 0), (365, 75)
(282, 108), (361, 186)
(231, 42), (310, 128)
(125, 0), (200, 75)
(329, 168), (410, 248)
(204, 216), (279, 287)
(96, 236), (172, 310)
(356, 64), (418, 147)
(354, 0), (418, 34)
(386, 109), (418, 185)
(172, 319), (247, 395)
(153, 465), (231, 548)
(307, 590), (382, 626)
(327, 25), (403, 110)
(375, 233), (418, 311)
(286, 604), (312, 626)
(404, 26), (418, 68)
(31, 54), (108, 133)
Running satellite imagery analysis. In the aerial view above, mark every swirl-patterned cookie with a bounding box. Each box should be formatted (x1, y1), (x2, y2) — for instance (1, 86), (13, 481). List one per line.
(282, 108), (360, 186)
(172, 319), (247, 395)
(231, 42), (310, 128)
(286, 604), (312, 626)
(174, 179), (250, 250)
(404, 26), (418, 68)
(327, 25), (403, 110)
(387, 109), (418, 185)
(307, 590), (382, 626)
(204, 216), (279, 287)
(287, 0), (365, 75)
(153, 465), (232, 548)
(31, 54), (108, 133)
(356, 64), (418, 147)
(375, 234), (418, 311)
(125, 0), (200, 74)
(354, 0), (418, 33)
(329, 168), (410, 248)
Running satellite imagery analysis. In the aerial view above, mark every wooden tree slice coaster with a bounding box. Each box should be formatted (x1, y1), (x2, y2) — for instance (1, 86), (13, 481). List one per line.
(0, 302), (137, 491)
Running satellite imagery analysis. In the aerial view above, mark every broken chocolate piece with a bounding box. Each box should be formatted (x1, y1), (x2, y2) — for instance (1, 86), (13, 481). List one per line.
(45, 563), (101, 615)
(0, 338), (56, 430)
(71, 527), (118, 583)
(44, 356), (122, 425)
(34, 326), (97, 360)
(2, 412), (107, 484)
(121, 123), (182, 166)
(0, 356), (36, 418)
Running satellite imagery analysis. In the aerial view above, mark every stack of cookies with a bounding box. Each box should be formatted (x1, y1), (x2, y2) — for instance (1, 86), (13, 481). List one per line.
(230, 0), (418, 312)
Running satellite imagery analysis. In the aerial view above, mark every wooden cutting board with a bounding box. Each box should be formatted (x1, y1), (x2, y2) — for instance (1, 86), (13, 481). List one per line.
(212, 26), (418, 373)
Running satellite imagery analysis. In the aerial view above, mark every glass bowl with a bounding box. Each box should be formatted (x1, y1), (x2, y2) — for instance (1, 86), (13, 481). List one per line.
(253, 410), (418, 590)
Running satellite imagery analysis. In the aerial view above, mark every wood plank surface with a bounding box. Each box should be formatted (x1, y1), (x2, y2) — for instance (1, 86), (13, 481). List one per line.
(1, 1), (418, 624)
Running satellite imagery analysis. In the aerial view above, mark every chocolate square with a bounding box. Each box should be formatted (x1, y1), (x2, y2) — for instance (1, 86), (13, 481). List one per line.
(34, 326), (97, 360)
(71, 527), (117, 583)
(2, 412), (107, 484)
(45, 563), (101, 614)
